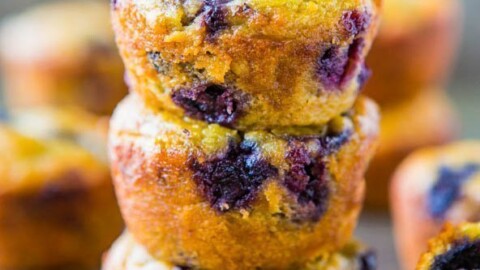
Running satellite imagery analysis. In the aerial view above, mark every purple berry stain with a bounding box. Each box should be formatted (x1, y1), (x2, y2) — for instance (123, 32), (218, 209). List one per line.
(357, 63), (372, 91)
(191, 139), (278, 212)
(317, 9), (372, 90)
(203, 0), (231, 40)
(172, 83), (247, 127)
(316, 38), (366, 91)
(342, 10), (371, 37)
(316, 46), (349, 90)
(428, 163), (480, 220)
(432, 239), (480, 270)
(111, 0), (118, 9)
(284, 131), (351, 222)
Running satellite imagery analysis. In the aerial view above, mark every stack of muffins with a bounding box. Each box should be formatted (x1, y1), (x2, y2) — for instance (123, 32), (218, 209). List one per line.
(0, 1), (126, 269)
(104, 0), (382, 269)
(362, 0), (462, 209)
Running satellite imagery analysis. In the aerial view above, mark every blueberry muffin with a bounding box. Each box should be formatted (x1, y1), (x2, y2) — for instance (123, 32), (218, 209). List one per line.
(364, 90), (457, 209)
(102, 232), (377, 270)
(10, 106), (110, 162)
(111, 0), (381, 130)
(391, 142), (480, 270)
(108, 94), (379, 270)
(0, 126), (123, 270)
(0, 0), (128, 115)
(416, 223), (480, 270)
(365, 0), (461, 106)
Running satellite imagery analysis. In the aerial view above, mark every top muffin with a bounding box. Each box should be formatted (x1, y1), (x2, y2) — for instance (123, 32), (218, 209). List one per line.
(112, 0), (381, 130)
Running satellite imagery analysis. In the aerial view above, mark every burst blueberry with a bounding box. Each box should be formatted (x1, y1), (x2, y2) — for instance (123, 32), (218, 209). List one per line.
(191, 139), (278, 212)
(432, 240), (480, 270)
(171, 83), (247, 127)
(203, 0), (231, 40)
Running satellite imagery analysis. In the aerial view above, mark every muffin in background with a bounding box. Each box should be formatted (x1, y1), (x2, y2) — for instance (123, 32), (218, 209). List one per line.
(362, 0), (461, 209)
(0, 105), (123, 269)
(10, 106), (110, 162)
(391, 142), (480, 270)
(364, 0), (461, 106)
(0, 124), (123, 269)
(0, 0), (128, 115)
(365, 90), (457, 209)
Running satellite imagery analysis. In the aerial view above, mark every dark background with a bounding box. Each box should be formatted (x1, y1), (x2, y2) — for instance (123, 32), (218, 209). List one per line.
(0, 1), (478, 269)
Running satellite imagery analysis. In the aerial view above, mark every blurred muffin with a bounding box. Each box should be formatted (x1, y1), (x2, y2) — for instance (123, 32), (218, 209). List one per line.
(391, 142), (480, 270)
(108, 94), (379, 270)
(102, 232), (377, 270)
(365, 90), (457, 209)
(416, 223), (480, 270)
(0, 125), (123, 270)
(112, 0), (381, 130)
(10, 106), (110, 161)
(364, 0), (461, 106)
(0, 0), (128, 115)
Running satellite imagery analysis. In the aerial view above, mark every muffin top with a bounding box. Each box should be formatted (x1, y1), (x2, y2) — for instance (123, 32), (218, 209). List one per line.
(115, 0), (379, 42)
(0, 0), (115, 66)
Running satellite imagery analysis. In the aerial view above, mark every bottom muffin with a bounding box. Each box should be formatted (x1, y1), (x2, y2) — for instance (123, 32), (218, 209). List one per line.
(0, 119), (123, 269)
(103, 232), (377, 270)
(364, 90), (457, 209)
(391, 142), (480, 270)
(416, 223), (480, 270)
(109, 94), (379, 269)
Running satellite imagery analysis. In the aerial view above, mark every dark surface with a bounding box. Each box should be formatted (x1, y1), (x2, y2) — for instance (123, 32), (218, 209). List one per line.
(432, 239), (480, 270)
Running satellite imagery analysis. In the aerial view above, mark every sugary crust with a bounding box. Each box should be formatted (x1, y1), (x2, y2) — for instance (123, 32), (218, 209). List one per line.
(108, 94), (379, 269)
(391, 142), (480, 270)
(416, 223), (480, 270)
(364, 90), (457, 209)
(0, 127), (123, 269)
(112, 0), (381, 129)
(0, 1), (127, 115)
(365, 0), (461, 105)
(102, 232), (375, 270)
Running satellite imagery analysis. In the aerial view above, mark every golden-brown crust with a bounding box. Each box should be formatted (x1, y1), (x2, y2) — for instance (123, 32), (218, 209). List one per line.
(391, 142), (480, 270)
(364, 0), (461, 106)
(416, 223), (480, 270)
(0, 127), (124, 269)
(112, 0), (381, 129)
(0, 1), (127, 115)
(364, 90), (457, 209)
(108, 94), (379, 269)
